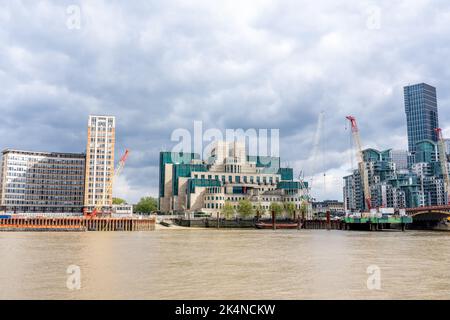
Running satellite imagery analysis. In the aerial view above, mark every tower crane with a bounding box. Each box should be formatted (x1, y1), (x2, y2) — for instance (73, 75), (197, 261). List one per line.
(298, 171), (312, 220)
(85, 149), (130, 218)
(435, 128), (450, 204)
(309, 111), (325, 190)
(346, 116), (371, 211)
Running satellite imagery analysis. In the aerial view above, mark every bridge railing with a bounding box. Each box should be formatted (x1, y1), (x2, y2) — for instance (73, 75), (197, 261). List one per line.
(406, 205), (450, 214)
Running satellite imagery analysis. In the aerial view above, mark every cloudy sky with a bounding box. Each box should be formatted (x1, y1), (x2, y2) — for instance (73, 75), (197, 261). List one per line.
(1, 0), (450, 203)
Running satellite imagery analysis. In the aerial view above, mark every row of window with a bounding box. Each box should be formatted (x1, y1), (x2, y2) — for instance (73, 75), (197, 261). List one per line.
(8, 179), (84, 184)
(89, 138), (113, 143)
(4, 185), (83, 190)
(205, 196), (303, 203)
(88, 157), (113, 162)
(3, 199), (83, 204)
(193, 174), (279, 184)
(3, 190), (83, 196)
(87, 172), (112, 178)
(6, 158), (84, 165)
(204, 203), (304, 210)
(3, 206), (82, 212)
(90, 126), (114, 131)
(86, 193), (111, 199)
(86, 165), (113, 170)
(86, 179), (112, 185)
(7, 171), (84, 177)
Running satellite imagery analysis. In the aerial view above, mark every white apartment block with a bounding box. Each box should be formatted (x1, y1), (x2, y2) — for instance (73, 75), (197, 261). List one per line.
(84, 115), (116, 211)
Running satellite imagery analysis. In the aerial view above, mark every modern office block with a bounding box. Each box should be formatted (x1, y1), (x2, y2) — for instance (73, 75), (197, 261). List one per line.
(404, 83), (439, 154)
(0, 149), (85, 213)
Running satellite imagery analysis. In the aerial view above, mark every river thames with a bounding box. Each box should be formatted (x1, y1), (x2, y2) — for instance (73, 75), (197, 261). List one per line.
(0, 229), (449, 299)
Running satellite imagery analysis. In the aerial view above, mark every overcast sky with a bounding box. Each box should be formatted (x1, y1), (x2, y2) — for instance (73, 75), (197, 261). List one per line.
(1, 0), (450, 203)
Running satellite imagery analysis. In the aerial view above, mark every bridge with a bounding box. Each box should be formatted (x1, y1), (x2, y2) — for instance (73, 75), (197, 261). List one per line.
(405, 205), (450, 230)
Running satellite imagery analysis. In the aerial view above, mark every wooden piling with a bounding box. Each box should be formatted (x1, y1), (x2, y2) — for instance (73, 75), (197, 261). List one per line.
(0, 216), (155, 232)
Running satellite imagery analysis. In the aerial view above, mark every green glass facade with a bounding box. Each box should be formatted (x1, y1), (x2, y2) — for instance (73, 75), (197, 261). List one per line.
(188, 178), (222, 193)
(172, 164), (208, 196)
(159, 152), (200, 197)
(278, 168), (294, 181)
(363, 149), (382, 162)
(415, 140), (437, 163)
(247, 155), (280, 174)
(404, 83), (439, 154)
(277, 181), (307, 190)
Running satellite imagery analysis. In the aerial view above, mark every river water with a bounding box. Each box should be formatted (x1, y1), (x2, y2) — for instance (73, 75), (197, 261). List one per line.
(0, 229), (449, 299)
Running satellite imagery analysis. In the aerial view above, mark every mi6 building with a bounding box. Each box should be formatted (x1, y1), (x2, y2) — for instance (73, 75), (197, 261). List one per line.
(159, 141), (309, 217)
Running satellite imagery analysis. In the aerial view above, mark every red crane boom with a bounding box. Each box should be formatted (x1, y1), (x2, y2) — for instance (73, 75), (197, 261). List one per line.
(346, 116), (371, 211)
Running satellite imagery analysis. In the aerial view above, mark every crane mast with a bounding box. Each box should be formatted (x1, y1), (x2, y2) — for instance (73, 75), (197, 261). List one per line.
(435, 128), (450, 204)
(298, 172), (311, 219)
(309, 111), (325, 189)
(86, 149), (130, 218)
(346, 116), (371, 211)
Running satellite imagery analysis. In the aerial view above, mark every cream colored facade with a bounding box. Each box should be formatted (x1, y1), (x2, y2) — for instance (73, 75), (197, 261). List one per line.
(159, 163), (174, 212)
(84, 115), (115, 210)
(159, 141), (308, 217)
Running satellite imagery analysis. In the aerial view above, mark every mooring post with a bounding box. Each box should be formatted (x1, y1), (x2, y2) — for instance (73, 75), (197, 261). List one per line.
(301, 211), (305, 229)
(272, 210), (276, 230)
(326, 211), (331, 231)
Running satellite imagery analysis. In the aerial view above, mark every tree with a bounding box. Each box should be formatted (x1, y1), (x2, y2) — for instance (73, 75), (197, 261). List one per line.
(300, 200), (309, 220)
(113, 197), (126, 205)
(237, 199), (254, 219)
(221, 201), (235, 220)
(284, 202), (296, 220)
(134, 197), (158, 214)
(254, 202), (264, 219)
(270, 202), (283, 217)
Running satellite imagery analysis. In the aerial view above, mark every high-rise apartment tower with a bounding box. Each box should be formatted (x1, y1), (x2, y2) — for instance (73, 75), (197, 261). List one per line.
(404, 83), (439, 154)
(84, 115), (115, 210)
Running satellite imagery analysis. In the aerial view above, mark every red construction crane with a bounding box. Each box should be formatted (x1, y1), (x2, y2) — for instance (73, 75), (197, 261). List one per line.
(435, 128), (450, 204)
(85, 149), (130, 218)
(346, 116), (371, 211)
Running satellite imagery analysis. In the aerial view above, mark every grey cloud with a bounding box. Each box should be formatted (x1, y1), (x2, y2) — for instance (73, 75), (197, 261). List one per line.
(1, 0), (450, 203)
